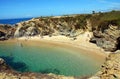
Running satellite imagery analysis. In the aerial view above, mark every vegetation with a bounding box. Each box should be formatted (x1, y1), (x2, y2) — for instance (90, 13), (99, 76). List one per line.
(35, 10), (120, 32)
(15, 10), (120, 37)
(89, 11), (120, 31)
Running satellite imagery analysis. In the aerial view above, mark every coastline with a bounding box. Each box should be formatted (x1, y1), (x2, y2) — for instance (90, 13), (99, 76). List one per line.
(3, 32), (107, 62)
(0, 32), (108, 79)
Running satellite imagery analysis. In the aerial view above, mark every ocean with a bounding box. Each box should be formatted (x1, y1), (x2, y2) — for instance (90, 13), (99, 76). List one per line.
(0, 18), (32, 25)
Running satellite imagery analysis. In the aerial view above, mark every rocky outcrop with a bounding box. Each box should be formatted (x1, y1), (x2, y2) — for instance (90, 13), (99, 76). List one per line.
(14, 15), (89, 38)
(0, 72), (75, 79)
(14, 22), (40, 37)
(90, 25), (120, 52)
(0, 58), (11, 71)
(0, 24), (15, 40)
(90, 50), (120, 79)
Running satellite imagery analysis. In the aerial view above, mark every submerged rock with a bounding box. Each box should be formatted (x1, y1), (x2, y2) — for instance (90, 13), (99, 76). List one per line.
(0, 58), (11, 71)
(0, 58), (84, 79)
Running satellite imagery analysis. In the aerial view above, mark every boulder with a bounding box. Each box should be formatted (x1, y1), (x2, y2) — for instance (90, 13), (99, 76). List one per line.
(0, 58), (11, 71)
(14, 23), (40, 37)
(25, 26), (39, 36)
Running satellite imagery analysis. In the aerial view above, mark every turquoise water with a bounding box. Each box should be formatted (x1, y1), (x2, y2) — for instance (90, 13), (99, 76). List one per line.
(0, 41), (102, 76)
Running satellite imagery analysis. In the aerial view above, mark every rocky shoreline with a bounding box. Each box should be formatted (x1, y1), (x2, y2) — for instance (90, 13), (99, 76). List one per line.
(0, 50), (120, 79)
(0, 11), (120, 52)
(0, 24), (15, 41)
(90, 50), (120, 79)
(0, 58), (74, 79)
(0, 11), (120, 79)
(0, 58), (90, 79)
(90, 25), (120, 52)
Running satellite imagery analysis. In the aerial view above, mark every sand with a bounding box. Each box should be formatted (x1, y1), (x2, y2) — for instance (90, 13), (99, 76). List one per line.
(0, 31), (107, 62)
(11, 31), (106, 62)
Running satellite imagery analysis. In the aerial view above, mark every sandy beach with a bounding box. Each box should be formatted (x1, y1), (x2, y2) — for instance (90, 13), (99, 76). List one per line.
(9, 32), (106, 62)
(0, 32), (107, 63)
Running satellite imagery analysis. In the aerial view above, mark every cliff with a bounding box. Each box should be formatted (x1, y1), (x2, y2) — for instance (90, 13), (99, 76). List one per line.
(0, 11), (120, 79)
(0, 11), (120, 52)
(90, 25), (120, 52)
(13, 11), (120, 52)
(14, 15), (89, 38)
(0, 24), (15, 40)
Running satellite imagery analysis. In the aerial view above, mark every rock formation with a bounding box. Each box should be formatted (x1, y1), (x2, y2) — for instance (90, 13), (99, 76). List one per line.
(0, 11), (120, 79)
(1, 50), (120, 79)
(14, 15), (89, 38)
(0, 24), (15, 40)
(90, 25), (120, 52)
(90, 50), (120, 79)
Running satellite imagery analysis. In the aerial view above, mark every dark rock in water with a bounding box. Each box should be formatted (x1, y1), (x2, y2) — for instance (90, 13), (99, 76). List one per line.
(0, 58), (78, 79)
(90, 25), (120, 52)
(0, 58), (11, 71)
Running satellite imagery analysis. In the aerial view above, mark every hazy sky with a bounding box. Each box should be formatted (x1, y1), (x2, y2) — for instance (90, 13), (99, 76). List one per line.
(0, 0), (120, 19)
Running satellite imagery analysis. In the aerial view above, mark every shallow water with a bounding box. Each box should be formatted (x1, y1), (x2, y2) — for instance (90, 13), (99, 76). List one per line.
(0, 41), (102, 76)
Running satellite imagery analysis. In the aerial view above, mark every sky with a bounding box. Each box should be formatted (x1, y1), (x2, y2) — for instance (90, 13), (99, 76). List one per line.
(0, 0), (120, 19)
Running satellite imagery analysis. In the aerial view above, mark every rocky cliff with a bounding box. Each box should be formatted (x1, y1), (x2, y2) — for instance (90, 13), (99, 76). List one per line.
(1, 11), (120, 52)
(14, 15), (90, 38)
(90, 25), (120, 52)
(0, 24), (15, 40)
(89, 11), (120, 52)
(0, 11), (120, 79)
(13, 11), (120, 52)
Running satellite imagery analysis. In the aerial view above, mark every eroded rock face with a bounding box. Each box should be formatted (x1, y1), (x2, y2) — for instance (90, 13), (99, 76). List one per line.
(0, 58), (11, 71)
(14, 16), (88, 38)
(90, 25), (120, 52)
(90, 50), (120, 79)
(0, 24), (15, 40)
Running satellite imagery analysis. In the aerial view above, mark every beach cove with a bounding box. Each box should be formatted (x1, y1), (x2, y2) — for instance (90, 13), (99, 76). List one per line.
(0, 32), (106, 76)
